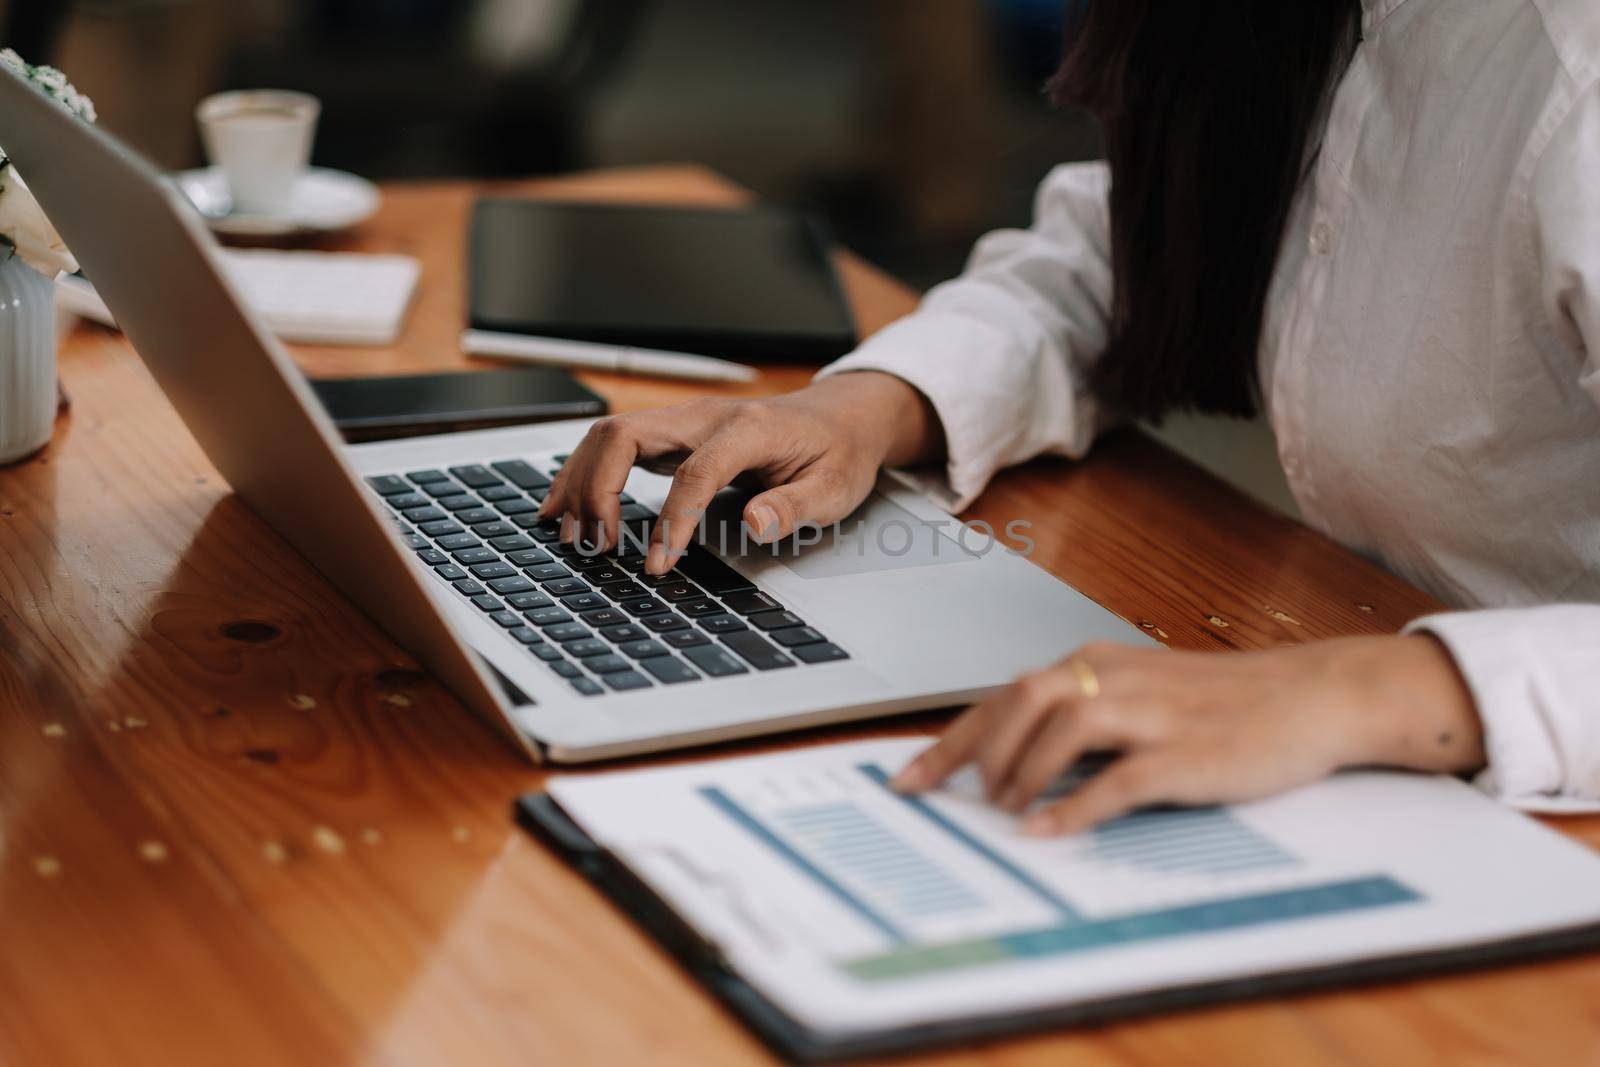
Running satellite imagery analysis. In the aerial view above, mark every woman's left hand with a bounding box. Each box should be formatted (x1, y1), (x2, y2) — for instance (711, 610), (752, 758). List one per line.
(891, 636), (1485, 835)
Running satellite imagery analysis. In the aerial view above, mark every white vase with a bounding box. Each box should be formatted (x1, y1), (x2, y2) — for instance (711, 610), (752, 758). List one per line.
(0, 251), (58, 465)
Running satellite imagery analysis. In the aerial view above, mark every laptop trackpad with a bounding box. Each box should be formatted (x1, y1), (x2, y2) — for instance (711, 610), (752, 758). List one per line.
(702, 491), (978, 579)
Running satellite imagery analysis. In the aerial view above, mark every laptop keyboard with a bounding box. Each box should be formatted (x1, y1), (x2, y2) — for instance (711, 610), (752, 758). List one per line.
(365, 455), (849, 697)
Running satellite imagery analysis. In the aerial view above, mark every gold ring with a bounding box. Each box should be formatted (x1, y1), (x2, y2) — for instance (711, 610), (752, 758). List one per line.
(1066, 659), (1101, 699)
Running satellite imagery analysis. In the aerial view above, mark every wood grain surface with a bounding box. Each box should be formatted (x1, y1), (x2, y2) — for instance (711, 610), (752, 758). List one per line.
(2, 165), (1596, 1067)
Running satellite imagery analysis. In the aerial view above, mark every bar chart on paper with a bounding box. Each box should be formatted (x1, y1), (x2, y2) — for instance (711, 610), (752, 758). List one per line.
(698, 762), (1421, 983)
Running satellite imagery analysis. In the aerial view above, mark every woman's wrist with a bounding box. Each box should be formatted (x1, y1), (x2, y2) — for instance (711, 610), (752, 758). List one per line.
(804, 370), (946, 468)
(1332, 635), (1487, 775)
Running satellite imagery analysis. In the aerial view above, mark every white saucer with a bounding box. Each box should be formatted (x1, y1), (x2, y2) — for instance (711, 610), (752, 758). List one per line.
(174, 166), (380, 236)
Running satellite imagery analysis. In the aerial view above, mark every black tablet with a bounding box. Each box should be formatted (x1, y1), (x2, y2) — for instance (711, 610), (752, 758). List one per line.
(469, 198), (858, 363)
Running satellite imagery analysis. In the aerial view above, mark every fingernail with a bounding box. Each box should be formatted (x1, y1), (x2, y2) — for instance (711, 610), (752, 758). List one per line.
(645, 543), (668, 575)
(1021, 812), (1057, 837)
(749, 504), (779, 544)
(890, 766), (924, 792)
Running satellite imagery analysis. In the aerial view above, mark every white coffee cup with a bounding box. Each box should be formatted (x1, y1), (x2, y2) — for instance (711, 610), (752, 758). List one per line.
(196, 89), (320, 216)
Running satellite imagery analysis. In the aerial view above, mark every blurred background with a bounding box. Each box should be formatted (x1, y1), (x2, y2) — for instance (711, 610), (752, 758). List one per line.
(2, 0), (1294, 513)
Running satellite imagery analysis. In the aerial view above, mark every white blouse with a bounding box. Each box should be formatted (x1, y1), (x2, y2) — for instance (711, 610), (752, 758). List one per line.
(820, 0), (1600, 812)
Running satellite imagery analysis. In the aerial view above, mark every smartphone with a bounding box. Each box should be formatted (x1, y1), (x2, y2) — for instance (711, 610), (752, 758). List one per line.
(310, 367), (607, 442)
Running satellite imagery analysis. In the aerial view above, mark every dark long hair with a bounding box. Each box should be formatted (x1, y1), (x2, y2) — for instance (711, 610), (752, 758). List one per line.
(1052, 1), (1362, 421)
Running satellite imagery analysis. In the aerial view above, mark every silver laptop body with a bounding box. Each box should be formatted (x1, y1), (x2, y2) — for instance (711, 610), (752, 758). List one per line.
(0, 65), (1154, 763)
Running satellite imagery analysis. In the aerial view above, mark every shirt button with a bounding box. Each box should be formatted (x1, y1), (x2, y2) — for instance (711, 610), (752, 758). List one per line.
(1308, 221), (1332, 256)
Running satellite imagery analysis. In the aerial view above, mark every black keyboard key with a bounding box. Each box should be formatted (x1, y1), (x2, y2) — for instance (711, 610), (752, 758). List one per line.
(385, 491), (430, 511)
(525, 607), (572, 627)
(663, 629), (711, 649)
(489, 610), (522, 629)
(620, 597), (669, 616)
(479, 484), (522, 502)
(489, 575), (537, 595)
(750, 611), (805, 632)
(570, 677), (604, 696)
(616, 552), (648, 573)
(771, 626), (827, 647)
(602, 670), (652, 691)
(407, 469), (450, 484)
(676, 545), (757, 595)
(580, 566), (629, 586)
(506, 548), (553, 568)
(437, 495), (483, 512)
(491, 459), (552, 490)
(581, 608), (629, 629)
(509, 626), (543, 645)
(435, 532), (480, 550)
(457, 509), (499, 527)
(699, 613), (747, 635)
(792, 642), (850, 664)
(401, 506), (447, 524)
(599, 623), (647, 643)
(530, 644), (563, 661)
(642, 613), (691, 633)
(496, 497), (539, 516)
(367, 474), (412, 495)
(469, 561), (517, 580)
(453, 547), (498, 565)
(561, 592), (608, 613)
(490, 535), (536, 553)
(506, 591), (554, 611)
(449, 464), (503, 489)
(678, 598), (725, 619)
(471, 594), (502, 612)
(619, 501), (657, 522)
(551, 660), (584, 678)
(720, 631), (794, 671)
(546, 623), (592, 643)
(551, 453), (570, 465)
(597, 580), (646, 602)
(471, 521), (520, 541)
(565, 554), (613, 572)
(528, 563), (572, 582)
(586, 654), (633, 674)
(527, 519), (563, 542)
(566, 639), (612, 658)
(422, 480), (467, 498)
(545, 578), (589, 597)
(641, 656), (699, 685)
(619, 639), (670, 659)
(452, 578), (485, 596)
(419, 521), (462, 539)
(633, 569), (684, 588)
(683, 645), (749, 678)
(403, 533), (429, 550)
(416, 548), (448, 565)
(435, 563), (468, 581)
(655, 581), (703, 602)
(723, 590), (783, 616)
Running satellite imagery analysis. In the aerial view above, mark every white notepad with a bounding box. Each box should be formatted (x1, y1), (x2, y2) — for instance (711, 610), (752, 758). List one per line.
(542, 738), (1600, 1043)
(57, 249), (420, 346)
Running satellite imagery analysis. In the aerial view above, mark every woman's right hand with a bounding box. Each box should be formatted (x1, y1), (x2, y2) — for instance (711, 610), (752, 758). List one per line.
(539, 370), (942, 575)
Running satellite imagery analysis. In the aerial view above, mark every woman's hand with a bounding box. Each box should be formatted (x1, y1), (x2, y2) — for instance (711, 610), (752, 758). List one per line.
(540, 371), (942, 574)
(892, 635), (1485, 834)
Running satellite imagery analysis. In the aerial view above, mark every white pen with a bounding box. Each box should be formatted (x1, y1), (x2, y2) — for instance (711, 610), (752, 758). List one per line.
(460, 328), (760, 383)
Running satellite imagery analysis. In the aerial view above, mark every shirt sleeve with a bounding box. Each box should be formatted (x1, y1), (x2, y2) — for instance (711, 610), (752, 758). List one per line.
(1403, 83), (1600, 814)
(816, 161), (1117, 512)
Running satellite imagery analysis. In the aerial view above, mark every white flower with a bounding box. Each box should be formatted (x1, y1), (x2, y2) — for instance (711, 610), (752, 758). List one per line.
(0, 162), (78, 277)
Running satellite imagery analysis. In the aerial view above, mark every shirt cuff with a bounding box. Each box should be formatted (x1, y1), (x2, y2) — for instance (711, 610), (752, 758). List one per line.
(1406, 608), (1600, 814)
(817, 312), (1035, 513)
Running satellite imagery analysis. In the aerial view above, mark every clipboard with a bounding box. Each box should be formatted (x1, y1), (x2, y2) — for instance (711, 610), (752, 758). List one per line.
(516, 791), (1600, 1063)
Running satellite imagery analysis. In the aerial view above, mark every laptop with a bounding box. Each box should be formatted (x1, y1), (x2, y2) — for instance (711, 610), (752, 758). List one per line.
(0, 66), (1155, 763)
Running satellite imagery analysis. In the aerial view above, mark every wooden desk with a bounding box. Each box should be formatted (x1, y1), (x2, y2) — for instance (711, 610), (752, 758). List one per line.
(3, 166), (1597, 1066)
